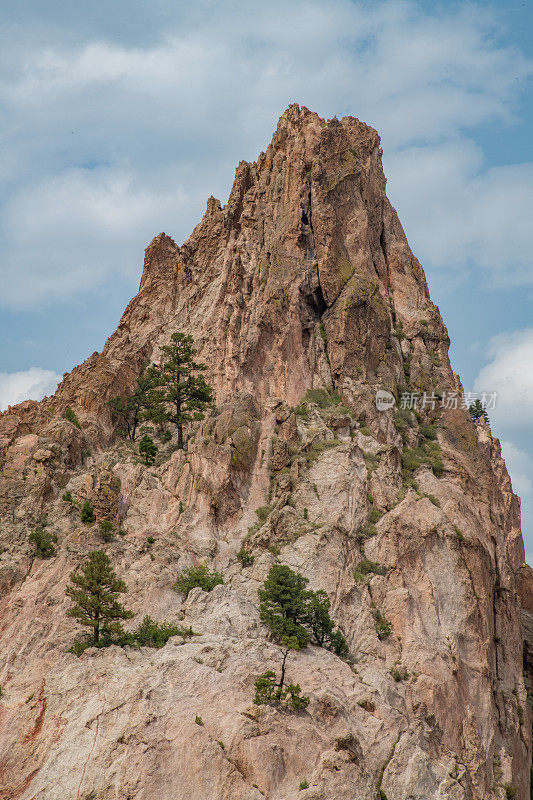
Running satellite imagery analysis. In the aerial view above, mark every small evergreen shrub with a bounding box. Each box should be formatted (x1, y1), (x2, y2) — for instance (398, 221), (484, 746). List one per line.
(133, 616), (184, 648)
(401, 440), (444, 478)
(253, 671), (309, 710)
(303, 440), (338, 465)
(146, 535), (155, 545)
(373, 609), (392, 640)
(419, 425), (437, 440)
(453, 525), (464, 542)
(173, 564), (224, 597)
(64, 407), (81, 428)
(29, 527), (57, 558)
(299, 780), (309, 791)
(99, 520), (114, 542)
(80, 501), (94, 524)
(302, 388), (341, 408)
(354, 560), (387, 582)
(390, 665), (409, 682)
(237, 547), (254, 566)
(139, 434), (158, 465)
(195, 715), (204, 726)
(62, 490), (73, 503)
(359, 523), (378, 540)
(256, 505), (273, 522)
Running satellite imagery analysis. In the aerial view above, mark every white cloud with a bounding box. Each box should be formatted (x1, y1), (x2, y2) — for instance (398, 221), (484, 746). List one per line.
(385, 143), (533, 285)
(0, 368), (61, 411)
(473, 331), (533, 562)
(474, 328), (533, 430)
(0, 0), (531, 308)
(0, 167), (206, 308)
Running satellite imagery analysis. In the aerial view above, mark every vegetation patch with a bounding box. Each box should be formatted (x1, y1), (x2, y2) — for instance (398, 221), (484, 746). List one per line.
(253, 669), (309, 710)
(255, 505), (273, 522)
(259, 564), (348, 656)
(390, 665), (409, 682)
(80, 500), (95, 524)
(29, 527), (57, 558)
(66, 551), (193, 655)
(401, 440), (443, 478)
(173, 564), (224, 597)
(373, 609), (392, 640)
(358, 523), (378, 541)
(64, 407), (81, 429)
(354, 560), (387, 582)
(237, 547), (254, 566)
(302, 440), (339, 465)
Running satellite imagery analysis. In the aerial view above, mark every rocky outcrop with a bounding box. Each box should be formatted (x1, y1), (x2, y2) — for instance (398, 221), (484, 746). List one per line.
(0, 105), (529, 799)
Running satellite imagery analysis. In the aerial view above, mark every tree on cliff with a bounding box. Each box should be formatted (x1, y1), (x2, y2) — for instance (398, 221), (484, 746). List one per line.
(108, 373), (156, 441)
(258, 564), (310, 649)
(66, 551), (133, 653)
(258, 564), (348, 656)
(145, 332), (214, 449)
(139, 433), (158, 465)
(468, 399), (489, 424)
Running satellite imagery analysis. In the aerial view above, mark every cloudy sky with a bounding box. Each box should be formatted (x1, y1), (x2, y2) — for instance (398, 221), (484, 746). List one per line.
(1, 0), (532, 557)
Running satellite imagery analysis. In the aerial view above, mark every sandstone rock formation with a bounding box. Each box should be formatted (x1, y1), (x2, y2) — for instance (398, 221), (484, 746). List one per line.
(0, 105), (530, 799)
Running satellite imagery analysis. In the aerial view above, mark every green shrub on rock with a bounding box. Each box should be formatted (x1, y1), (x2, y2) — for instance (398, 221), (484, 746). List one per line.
(99, 520), (114, 541)
(29, 527), (57, 558)
(139, 434), (158, 465)
(80, 500), (95, 524)
(253, 669), (309, 711)
(354, 560), (387, 582)
(133, 616), (183, 648)
(173, 564), (224, 597)
(64, 407), (81, 429)
(237, 547), (254, 566)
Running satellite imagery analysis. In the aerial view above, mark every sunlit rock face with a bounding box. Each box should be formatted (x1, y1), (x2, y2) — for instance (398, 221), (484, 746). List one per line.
(0, 105), (529, 800)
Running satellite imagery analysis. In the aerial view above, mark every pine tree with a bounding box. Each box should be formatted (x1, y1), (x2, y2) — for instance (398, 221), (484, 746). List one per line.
(146, 333), (213, 449)
(258, 565), (348, 656)
(108, 373), (156, 441)
(29, 527), (57, 558)
(258, 565), (310, 649)
(468, 399), (489, 424)
(66, 551), (133, 650)
(139, 434), (158, 465)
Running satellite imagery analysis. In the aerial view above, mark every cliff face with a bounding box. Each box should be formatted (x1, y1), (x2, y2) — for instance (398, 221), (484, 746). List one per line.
(0, 105), (529, 800)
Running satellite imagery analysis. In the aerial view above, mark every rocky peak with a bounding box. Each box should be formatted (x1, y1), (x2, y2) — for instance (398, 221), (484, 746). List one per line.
(0, 107), (529, 800)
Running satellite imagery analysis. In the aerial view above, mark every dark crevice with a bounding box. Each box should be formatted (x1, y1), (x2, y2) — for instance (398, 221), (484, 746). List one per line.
(307, 284), (327, 318)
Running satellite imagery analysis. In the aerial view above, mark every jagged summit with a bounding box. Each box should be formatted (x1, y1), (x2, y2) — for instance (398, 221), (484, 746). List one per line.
(0, 109), (529, 800)
(24, 102), (438, 434)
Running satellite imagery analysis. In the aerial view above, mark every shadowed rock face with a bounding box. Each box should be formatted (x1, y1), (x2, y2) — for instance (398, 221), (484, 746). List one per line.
(0, 105), (529, 800)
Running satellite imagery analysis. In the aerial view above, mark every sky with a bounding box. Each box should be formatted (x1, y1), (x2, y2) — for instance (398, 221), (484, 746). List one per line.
(0, 0), (532, 557)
